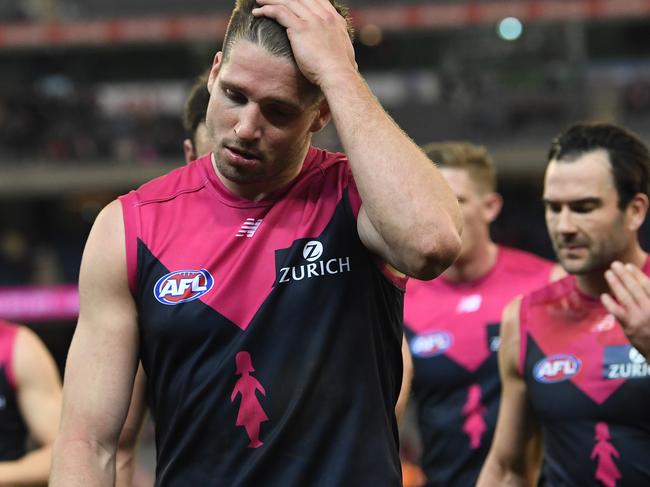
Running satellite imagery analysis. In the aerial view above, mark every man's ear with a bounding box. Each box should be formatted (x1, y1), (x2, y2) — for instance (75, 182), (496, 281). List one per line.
(183, 139), (196, 164)
(309, 98), (332, 133)
(482, 192), (503, 224)
(626, 192), (649, 232)
(207, 51), (223, 94)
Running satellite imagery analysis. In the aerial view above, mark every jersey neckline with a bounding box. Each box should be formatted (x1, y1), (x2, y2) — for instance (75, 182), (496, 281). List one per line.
(199, 148), (318, 209)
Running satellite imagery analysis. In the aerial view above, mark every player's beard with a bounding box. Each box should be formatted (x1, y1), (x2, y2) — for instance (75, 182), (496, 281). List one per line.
(553, 218), (629, 275)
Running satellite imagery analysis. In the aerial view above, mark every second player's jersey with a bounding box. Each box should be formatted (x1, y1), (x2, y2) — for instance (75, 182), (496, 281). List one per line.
(521, 260), (650, 487)
(404, 246), (553, 487)
(120, 148), (405, 486)
(0, 321), (28, 461)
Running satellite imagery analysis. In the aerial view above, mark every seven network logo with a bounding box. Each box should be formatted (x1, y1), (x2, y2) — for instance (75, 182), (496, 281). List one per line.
(154, 269), (214, 305)
(277, 240), (351, 284)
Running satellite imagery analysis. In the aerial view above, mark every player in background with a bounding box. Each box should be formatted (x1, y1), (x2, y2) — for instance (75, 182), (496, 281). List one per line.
(182, 69), (213, 164)
(0, 320), (61, 486)
(403, 141), (561, 487)
(478, 122), (650, 486)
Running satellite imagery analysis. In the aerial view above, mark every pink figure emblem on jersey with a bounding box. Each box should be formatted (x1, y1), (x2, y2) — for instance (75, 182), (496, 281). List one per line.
(462, 383), (487, 449)
(591, 422), (622, 487)
(231, 351), (269, 448)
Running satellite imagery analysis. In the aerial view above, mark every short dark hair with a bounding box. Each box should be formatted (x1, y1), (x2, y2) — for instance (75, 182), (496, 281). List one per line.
(547, 122), (650, 209)
(222, 0), (353, 64)
(182, 69), (211, 144)
(422, 141), (497, 193)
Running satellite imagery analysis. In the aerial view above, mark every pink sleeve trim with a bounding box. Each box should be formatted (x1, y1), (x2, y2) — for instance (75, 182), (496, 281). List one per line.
(518, 296), (529, 377)
(0, 322), (19, 390)
(118, 193), (140, 297)
(379, 260), (409, 290)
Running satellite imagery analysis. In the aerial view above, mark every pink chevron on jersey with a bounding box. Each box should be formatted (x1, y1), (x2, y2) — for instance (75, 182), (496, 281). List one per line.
(520, 257), (650, 405)
(120, 148), (404, 332)
(405, 246), (552, 371)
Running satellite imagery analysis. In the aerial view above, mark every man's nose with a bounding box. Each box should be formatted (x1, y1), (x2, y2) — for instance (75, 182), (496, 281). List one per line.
(235, 105), (262, 140)
(556, 206), (577, 233)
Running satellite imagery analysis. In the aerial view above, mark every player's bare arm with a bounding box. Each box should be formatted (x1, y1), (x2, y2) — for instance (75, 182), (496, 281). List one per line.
(602, 260), (650, 360)
(252, 0), (462, 280)
(0, 327), (62, 486)
(50, 200), (140, 487)
(476, 297), (542, 487)
(116, 365), (148, 487)
(395, 336), (413, 421)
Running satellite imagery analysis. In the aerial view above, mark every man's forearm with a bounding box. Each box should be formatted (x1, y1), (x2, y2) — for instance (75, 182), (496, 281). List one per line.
(322, 70), (462, 277)
(0, 446), (53, 486)
(476, 457), (529, 487)
(50, 438), (115, 487)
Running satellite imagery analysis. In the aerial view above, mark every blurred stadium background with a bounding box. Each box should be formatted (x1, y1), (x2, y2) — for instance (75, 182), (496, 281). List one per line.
(1, 0), (650, 483)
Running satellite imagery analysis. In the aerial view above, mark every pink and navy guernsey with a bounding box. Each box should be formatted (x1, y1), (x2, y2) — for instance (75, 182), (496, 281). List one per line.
(404, 247), (553, 487)
(119, 148), (406, 487)
(520, 260), (650, 487)
(0, 321), (28, 461)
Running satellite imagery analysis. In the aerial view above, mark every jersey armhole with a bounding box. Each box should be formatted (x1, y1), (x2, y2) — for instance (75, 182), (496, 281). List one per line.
(118, 193), (140, 297)
(518, 296), (529, 377)
(0, 323), (19, 390)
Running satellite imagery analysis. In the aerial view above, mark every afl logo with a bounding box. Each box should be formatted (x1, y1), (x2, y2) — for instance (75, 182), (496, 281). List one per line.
(154, 269), (214, 305)
(410, 331), (453, 358)
(533, 354), (581, 383)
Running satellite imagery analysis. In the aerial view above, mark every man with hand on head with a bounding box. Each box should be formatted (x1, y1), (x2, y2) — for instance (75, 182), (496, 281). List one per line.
(478, 122), (650, 487)
(51, 0), (462, 485)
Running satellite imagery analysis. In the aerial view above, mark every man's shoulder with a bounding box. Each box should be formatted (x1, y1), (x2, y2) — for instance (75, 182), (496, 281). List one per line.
(307, 146), (348, 168)
(498, 246), (554, 272)
(124, 156), (209, 206)
(0, 320), (20, 343)
(523, 273), (574, 307)
(302, 146), (350, 181)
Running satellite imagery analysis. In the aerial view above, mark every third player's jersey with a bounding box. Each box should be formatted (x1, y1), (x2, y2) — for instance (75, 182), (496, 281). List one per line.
(404, 246), (553, 487)
(521, 259), (650, 487)
(120, 148), (405, 486)
(0, 321), (27, 461)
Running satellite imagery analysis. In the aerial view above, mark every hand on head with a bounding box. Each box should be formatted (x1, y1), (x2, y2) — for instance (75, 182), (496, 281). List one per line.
(252, 0), (357, 88)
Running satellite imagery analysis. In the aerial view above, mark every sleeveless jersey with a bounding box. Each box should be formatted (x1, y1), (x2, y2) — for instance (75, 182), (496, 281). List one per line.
(404, 247), (553, 487)
(119, 148), (405, 487)
(0, 321), (28, 461)
(520, 259), (650, 487)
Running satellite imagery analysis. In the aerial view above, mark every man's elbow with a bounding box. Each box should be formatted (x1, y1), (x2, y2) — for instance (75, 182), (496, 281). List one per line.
(404, 229), (461, 280)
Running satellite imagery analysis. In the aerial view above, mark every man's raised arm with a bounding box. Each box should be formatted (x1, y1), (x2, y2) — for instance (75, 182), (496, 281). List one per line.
(253, 0), (462, 279)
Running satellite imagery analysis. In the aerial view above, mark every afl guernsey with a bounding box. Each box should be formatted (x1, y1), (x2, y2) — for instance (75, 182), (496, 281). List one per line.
(404, 247), (553, 487)
(0, 321), (28, 461)
(520, 259), (650, 487)
(119, 148), (405, 486)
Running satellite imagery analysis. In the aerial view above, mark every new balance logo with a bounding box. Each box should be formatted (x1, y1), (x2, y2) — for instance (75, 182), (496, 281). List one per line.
(236, 219), (263, 238)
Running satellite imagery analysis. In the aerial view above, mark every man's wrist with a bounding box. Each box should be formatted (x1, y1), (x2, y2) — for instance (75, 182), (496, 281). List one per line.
(319, 68), (364, 97)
